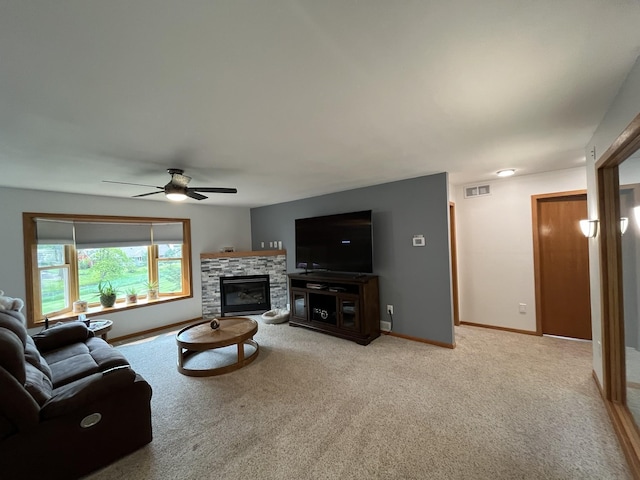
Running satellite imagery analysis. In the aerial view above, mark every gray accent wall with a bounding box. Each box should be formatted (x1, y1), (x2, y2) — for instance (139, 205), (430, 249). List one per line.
(250, 173), (454, 345)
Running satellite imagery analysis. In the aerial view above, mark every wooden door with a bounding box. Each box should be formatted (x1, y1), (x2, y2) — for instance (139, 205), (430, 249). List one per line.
(533, 193), (592, 339)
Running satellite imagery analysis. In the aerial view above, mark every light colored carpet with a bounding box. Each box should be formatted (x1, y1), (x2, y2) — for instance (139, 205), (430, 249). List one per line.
(86, 321), (631, 480)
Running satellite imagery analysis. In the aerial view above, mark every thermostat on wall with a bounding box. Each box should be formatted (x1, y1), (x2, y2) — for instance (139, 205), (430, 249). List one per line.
(412, 235), (425, 247)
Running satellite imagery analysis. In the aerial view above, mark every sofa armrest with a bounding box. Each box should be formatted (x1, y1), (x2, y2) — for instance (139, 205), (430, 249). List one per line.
(31, 322), (94, 353)
(40, 366), (136, 420)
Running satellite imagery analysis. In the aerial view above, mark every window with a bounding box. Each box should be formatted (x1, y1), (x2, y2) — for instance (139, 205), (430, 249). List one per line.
(23, 213), (192, 327)
(157, 244), (183, 293)
(76, 246), (150, 302)
(37, 244), (71, 316)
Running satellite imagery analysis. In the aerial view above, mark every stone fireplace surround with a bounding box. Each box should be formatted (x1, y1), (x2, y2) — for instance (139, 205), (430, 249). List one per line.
(200, 250), (287, 318)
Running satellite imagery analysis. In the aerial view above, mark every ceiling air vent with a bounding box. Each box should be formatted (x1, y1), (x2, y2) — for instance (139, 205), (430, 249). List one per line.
(464, 184), (491, 199)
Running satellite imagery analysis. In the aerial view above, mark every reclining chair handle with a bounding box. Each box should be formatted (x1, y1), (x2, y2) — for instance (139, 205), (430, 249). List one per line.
(80, 412), (102, 428)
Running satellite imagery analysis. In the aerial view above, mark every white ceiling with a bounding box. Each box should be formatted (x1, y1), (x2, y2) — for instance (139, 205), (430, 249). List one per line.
(1, 1), (639, 207)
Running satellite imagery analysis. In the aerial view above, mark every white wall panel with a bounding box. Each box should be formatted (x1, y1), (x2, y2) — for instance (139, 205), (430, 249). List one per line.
(456, 167), (586, 331)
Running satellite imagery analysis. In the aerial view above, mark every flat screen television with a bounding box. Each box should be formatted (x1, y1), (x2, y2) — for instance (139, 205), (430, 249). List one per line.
(295, 210), (373, 274)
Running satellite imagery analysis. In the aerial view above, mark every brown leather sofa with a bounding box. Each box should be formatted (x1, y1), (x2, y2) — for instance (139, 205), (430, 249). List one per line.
(0, 309), (152, 479)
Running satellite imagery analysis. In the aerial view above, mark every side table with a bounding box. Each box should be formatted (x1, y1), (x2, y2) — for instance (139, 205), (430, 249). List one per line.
(88, 319), (113, 340)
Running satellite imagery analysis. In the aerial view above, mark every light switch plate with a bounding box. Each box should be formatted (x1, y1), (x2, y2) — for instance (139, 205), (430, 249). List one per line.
(412, 235), (425, 247)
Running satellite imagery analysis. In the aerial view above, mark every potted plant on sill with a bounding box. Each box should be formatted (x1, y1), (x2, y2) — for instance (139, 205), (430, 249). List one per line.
(97, 281), (118, 308)
(146, 280), (159, 301)
(126, 287), (138, 305)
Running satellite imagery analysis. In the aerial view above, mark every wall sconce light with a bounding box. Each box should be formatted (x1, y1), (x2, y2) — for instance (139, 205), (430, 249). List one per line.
(621, 217), (629, 235)
(634, 206), (640, 231)
(579, 219), (599, 238)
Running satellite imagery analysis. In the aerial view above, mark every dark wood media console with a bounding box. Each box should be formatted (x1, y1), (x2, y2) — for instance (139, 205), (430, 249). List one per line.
(288, 272), (380, 345)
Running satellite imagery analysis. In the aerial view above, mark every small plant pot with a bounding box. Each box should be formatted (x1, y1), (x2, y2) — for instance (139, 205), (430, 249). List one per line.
(148, 289), (159, 300)
(100, 294), (116, 308)
(126, 294), (138, 305)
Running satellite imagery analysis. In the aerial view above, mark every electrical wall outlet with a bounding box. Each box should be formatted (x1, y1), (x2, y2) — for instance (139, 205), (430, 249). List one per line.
(519, 303), (526, 314)
(380, 321), (392, 332)
(387, 304), (393, 314)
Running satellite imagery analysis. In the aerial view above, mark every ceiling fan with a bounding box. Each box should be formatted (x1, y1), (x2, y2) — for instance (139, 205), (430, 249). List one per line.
(103, 168), (237, 201)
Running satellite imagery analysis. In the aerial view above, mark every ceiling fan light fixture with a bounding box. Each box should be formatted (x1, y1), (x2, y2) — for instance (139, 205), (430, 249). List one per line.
(104, 167), (237, 200)
(166, 192), (187, 201)
(165, 184), (187, 201)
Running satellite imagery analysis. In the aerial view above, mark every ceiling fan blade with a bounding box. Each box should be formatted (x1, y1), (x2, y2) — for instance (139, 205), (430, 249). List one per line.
(191, 187), (238, 194)
(133, 191), (163, 198)
(186, 190), (207, 200)
(103, 180), (163, 189)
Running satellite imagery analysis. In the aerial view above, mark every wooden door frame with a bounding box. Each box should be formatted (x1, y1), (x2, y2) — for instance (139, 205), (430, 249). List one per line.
(531, 190), (587, 336)
(449, 202), (460, 326)
(596, 113), (640, 477)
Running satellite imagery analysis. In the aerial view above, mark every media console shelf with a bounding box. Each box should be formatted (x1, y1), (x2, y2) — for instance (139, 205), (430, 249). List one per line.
(288, 272), (380, 345)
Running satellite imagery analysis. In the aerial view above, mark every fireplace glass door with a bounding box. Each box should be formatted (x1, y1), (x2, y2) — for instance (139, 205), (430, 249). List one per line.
(220, 275), (271, 316)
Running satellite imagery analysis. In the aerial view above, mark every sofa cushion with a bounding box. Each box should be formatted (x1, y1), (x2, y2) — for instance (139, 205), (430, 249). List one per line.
(86, 338), (129, 370)
(24, 363), (53, 405)
(0, 413), (16, 441)
(0, 329), (26, 384)
(0, 311), (27, 347)
(41, 367), (136, 420)
(48, 353), (99, 388)
(0, 367), (39, 434)
(43, 336), (129, 388)
(24, 337), (52, 381)
(41, 342), (89, 366)
(90, 348), (130, 370)
(86, 336), (112, 351)
(31, 322), (92, 352)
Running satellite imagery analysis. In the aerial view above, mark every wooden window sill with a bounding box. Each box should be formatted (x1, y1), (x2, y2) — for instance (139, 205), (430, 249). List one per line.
(42, 294), (191, 325)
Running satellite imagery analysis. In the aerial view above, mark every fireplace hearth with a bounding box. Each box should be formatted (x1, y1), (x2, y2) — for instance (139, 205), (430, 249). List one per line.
(219, 275), (271, 316)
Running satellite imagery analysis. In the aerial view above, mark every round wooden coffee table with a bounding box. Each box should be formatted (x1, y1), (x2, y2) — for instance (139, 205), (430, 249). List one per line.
(176, 317), (259, 377)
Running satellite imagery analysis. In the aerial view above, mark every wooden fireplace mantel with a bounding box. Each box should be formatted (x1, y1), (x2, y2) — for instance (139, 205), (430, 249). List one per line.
(200, 249), (286, 259)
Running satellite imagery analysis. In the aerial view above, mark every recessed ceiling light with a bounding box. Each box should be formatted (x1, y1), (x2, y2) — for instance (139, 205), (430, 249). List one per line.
(496, 169), (515, 177)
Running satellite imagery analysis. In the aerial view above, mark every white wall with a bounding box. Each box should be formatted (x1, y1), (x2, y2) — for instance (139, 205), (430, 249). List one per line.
(455, 167), (587, 331)
(586, 55), (640, 384)
(0, 187), (251, 339)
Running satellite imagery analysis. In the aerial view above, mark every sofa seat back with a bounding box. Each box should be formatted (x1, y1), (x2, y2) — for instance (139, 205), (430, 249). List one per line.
(41, 336), (129, 388)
